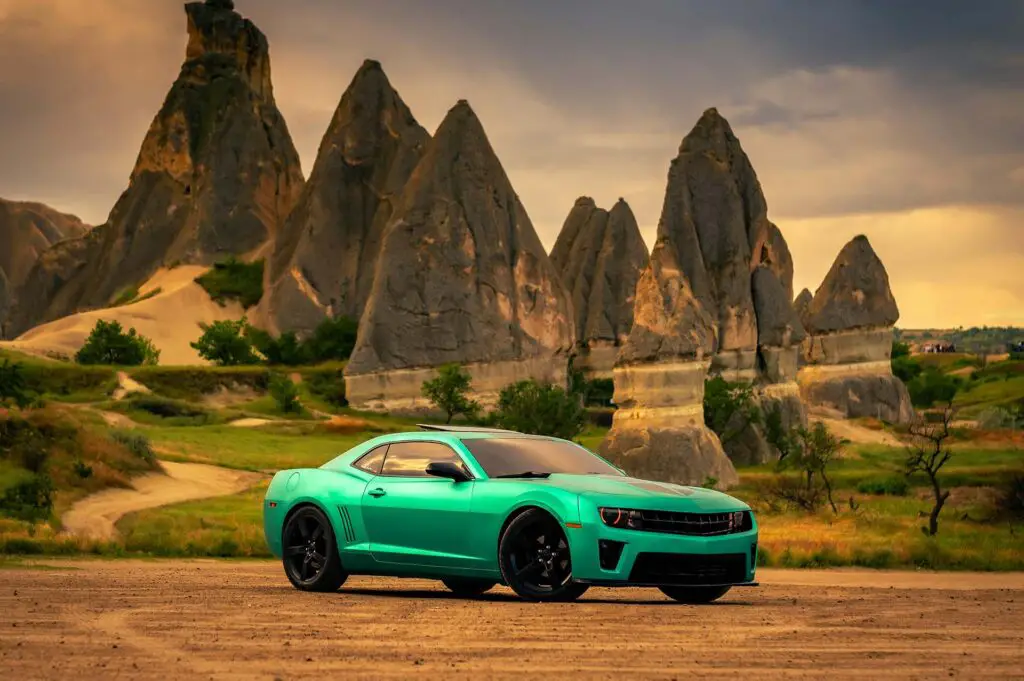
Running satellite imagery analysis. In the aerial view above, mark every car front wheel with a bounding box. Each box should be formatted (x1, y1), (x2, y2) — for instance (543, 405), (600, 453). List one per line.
(659, 585), (731, 604)
(498, 508), (589, 602)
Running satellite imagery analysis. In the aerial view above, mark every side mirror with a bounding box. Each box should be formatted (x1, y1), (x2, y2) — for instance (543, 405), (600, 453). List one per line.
(425, 461), (471, 483)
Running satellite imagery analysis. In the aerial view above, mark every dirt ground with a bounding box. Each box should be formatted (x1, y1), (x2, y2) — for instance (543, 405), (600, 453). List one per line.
(1, 561), (1021, 680)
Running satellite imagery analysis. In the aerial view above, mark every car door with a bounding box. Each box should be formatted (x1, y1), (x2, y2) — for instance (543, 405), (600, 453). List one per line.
(361, 441), (481, 569)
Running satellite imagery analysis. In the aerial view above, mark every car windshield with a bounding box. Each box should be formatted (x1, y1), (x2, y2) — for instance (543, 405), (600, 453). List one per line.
(461, 437), (624, 478)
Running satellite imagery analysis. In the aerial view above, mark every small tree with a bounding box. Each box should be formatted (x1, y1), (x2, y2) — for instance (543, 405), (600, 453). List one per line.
(75, 320), (160, 366)
(269, 373), (301, 413)
(905, 401), (956, 536)
(767, 422), (844, 513)
(421, 364), (479, 424)
(703, 376), (762, 446)
(493, 379), (585, 440)
(0, 359), (31, 409)
(191, 317), (260, 366)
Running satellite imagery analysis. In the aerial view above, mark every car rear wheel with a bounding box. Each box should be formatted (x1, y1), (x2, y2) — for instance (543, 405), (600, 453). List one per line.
(282, 505), (347, 592)
(659, 585), (731, 604)
(441, 578), (497, 597)
(498, 508), (589, 602)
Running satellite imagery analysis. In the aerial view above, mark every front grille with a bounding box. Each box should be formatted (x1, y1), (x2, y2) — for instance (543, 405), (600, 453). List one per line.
(629, 552), (747, 586)
(637, 510), (750, 536)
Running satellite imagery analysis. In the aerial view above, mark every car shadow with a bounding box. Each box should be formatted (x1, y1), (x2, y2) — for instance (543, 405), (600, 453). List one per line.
(335, 586), (753, 606)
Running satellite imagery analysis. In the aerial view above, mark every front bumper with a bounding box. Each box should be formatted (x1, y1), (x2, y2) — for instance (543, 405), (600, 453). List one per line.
(567, 511), (759, 587)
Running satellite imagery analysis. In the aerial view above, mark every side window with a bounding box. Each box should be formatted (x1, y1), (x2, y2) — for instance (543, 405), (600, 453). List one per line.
(353, 445), (388, 475)
(381, 442), (468, 478)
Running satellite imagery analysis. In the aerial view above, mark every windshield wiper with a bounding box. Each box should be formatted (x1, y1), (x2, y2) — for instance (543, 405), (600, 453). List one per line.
(493, 471), (551, 479)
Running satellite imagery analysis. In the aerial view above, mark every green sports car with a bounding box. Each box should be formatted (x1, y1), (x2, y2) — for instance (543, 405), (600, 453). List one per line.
(263, 425), (758, 603)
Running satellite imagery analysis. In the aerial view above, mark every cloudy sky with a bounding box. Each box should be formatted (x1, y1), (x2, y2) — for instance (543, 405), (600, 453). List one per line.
(1, 0), (1023, 328)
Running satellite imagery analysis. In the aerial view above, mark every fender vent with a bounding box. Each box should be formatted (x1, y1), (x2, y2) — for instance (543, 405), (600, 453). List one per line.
(337, 506), (356, 543)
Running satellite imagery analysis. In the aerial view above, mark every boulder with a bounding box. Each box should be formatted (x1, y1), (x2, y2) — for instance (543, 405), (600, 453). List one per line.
(549, 197), (648, 378)
(257, 60), (430, 335)
(7, 0), (303, 337)
(343, 100), (574, 411)
(797, 235), (913, 422)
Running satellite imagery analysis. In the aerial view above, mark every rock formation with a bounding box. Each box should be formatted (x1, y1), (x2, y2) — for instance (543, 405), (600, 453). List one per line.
(798, 235), (913, 422)
(599, 117), (740, 486)
(343, 101), (575, 411)
(549, 197), (648, 378)
(6, 0), (303, 337)
(794, 288), (813, 328)
(257, 60), (430, 336)
(0, 199), (89, 337)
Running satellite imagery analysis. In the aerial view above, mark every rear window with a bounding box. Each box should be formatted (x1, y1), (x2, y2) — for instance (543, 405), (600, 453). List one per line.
(461, 437), (622, 478)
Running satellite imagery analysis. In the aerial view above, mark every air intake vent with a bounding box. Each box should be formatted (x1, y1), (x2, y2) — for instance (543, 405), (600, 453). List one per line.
(629, 552), (746, 586)
(337, 506), (356, 543)
(638, 510), (751, 536)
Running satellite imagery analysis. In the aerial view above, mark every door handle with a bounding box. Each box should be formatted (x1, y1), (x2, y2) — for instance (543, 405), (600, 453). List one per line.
(368, 488), (386, 498)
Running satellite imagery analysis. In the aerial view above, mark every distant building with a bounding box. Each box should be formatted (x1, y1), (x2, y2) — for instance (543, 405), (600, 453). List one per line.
(921, 342), (957, 353)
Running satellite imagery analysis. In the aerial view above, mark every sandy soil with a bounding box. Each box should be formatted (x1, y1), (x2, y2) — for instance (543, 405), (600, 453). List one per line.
(112, 371), (151, 401)
(227, 417), (273, 428)
(813, 416), (903, 447)
(61, 462), (263, 541)
(0, 561), (1020, 680)
(4, 266), (244, 365)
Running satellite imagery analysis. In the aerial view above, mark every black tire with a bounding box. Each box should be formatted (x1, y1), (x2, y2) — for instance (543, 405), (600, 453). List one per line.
(441, 578), (497, 598)
(659, 585), (731, 604)
(281, 505), (347, 592)
(498, 508), (589, 602)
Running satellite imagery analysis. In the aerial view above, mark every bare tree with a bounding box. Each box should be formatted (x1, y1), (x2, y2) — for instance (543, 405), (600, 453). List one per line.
(905, 401), (956, 536)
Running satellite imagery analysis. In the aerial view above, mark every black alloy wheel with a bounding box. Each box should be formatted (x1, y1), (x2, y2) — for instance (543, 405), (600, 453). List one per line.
(498, 509), (589, 602)
(659, 585), (732, 604)
(282, 505), (347, 592)
(441, 578), (497, 598)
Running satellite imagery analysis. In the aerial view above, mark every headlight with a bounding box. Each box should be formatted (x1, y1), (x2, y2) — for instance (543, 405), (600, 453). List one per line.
(599, 507), (643, 530)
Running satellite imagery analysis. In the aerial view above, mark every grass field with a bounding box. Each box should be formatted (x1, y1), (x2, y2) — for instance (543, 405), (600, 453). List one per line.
(1, 350), (1021, 570)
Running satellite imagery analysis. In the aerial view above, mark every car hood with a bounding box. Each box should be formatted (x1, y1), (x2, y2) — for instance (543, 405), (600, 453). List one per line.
(542, 474), (749, 512)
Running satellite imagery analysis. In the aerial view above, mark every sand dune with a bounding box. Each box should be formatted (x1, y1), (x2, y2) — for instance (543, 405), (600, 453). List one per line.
(3, 266), (244, 365)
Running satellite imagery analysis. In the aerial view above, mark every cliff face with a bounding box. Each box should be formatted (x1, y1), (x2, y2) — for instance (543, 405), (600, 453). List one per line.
(798, 235), (914, 423)
(344, 101), (574, 411)
(7, 0), (304, 337)
(549, 197), (648, 377)
(0, 199), (89, 337)
(257, 60), (430, 336)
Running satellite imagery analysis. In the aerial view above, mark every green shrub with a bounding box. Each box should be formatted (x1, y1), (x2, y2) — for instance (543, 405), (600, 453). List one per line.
(127, 366), (270, 400)
(194, 257), (264, 309)
(121, 395), (216, 426)
(302, 366), (347, 407)
(892, 356), (923, 384)
(891, 341), (911, 359)
(0, 473), (54, 522)
(856, 476), (909, 496)
(111, 430), (156, 464)
(0, 359), (31, 408)
(249, 328), (306, 366)
(18, 362), (116, 401)
(493, 379), (585, 439)
(269, 374), (301, 414)
(995, 469), (1024, 520)
(75, 320), (160, 366)
(421, 364), (479, 424)
(304, 316), (359, 363)
(907, 367), (961, 408)
(191, 317), (260, 366)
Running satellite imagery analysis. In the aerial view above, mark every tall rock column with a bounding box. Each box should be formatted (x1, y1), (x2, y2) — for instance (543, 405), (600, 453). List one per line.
(256, 60), (430, 336)
(599, 138), (738, 487)
(7, 0), (304, 337)
(549, 197), (648, 378)
(797, 235), (914, 422)
(343, 101), (575, 412)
